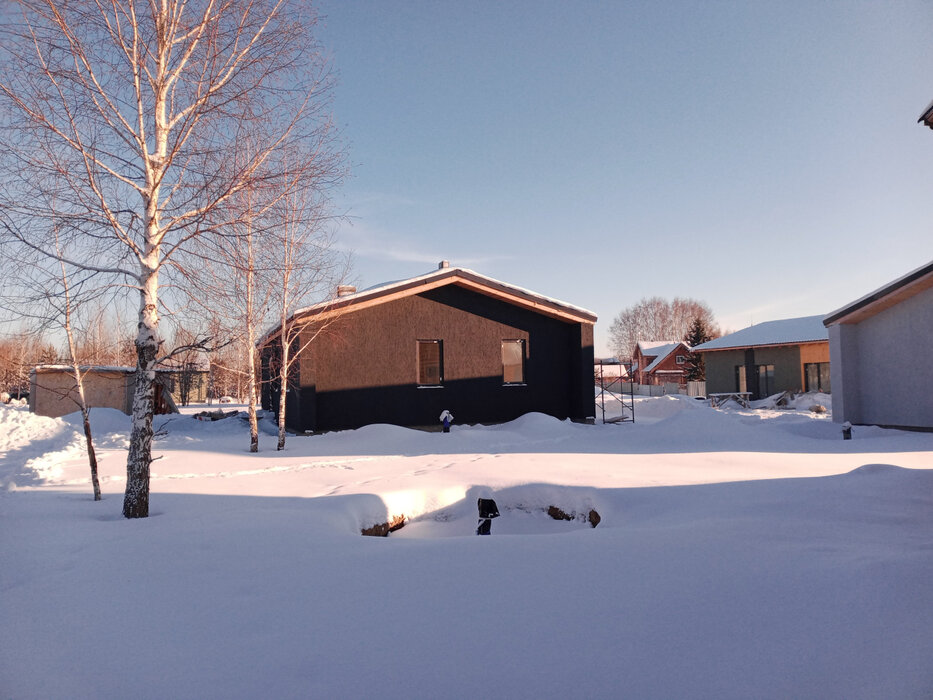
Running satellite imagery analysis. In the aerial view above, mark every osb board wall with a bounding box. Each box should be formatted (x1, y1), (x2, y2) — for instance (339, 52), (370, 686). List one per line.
(798, 341), (830, 391)
(30, 369), (130, 418)
(798, 341), (830, 365)
(301, 292), (530, 392)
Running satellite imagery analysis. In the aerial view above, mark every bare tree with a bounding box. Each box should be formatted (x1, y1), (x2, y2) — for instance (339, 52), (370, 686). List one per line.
(609, 297), (720, 360)
(267, 160), (347, 450)
(0, 0), (340, 517)
(183, 164), (275, 452)
(0, 232), (109, 500)
(55, 247), (103, 500)
(0, 333), (51, 397)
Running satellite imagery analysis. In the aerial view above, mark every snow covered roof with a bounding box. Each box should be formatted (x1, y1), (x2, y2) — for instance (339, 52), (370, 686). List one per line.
(260, 264), (597, 345)
(637, 340), (679, 355)
(692, 315), (828, 352)
(824, 259), (933, 326)
(642, 342), (684, 372)
(32, 364), (135, 373)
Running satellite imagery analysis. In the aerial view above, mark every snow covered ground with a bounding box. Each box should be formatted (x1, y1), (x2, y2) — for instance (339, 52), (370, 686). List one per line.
(2, 395), (932, 699)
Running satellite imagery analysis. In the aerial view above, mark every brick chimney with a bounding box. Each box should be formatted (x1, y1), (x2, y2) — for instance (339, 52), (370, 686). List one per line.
(336, 285), (356, 297)
(438, 260), (450, 269)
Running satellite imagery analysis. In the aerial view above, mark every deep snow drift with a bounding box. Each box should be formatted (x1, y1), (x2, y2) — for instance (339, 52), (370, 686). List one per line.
(2, 396), (932, 699)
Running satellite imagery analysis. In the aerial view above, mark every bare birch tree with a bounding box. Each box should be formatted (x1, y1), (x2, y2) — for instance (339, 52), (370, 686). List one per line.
(55, 246), (103, 501)
(0, 229), (110, 500)
(0, 0), (340, 517)
(267, 161), (347, 450)
(185, 172), (274, 452)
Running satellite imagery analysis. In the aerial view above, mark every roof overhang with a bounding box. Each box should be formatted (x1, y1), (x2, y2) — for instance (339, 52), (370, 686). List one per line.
(920, 98), (933, 129)
(824, 260), (933, 325)
(259, 267), (597, 346)
(693, 339), (828, 353)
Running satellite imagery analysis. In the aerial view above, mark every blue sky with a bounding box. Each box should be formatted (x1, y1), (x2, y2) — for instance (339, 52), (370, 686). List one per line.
(316, 1), (933, 355)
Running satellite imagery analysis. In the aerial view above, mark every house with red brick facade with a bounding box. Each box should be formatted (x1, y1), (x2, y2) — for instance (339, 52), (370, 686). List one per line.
(631, 341), (691, 386)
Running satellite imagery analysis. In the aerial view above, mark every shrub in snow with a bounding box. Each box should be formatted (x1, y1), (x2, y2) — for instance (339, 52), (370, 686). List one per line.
(546, 505), (601, 528)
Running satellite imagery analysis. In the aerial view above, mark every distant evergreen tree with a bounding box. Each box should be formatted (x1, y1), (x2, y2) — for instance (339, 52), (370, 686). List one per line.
(684, 317), (713, 381)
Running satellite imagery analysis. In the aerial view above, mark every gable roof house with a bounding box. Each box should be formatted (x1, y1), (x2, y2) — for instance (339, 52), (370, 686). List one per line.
(259, 262), (597, 433)
(631, 341), (691, 386)
(692, 315), (829, 400)
(823, 260), (933, 430)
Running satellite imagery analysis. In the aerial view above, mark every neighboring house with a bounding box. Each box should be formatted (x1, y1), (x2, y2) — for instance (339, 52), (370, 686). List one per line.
(631, 341), (691, 386)
(29, 365), (178, 418)
(823, 260), (933, 430)
(259, 262), (597, 432)
(692, 315), (829, 400)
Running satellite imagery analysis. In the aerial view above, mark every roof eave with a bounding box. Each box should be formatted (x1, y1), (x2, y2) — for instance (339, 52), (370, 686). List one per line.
(257, 267), (597, 347)
(693, 339), (828, 353)
(823, 259), (933, 326)
(919, 98), (933, 129)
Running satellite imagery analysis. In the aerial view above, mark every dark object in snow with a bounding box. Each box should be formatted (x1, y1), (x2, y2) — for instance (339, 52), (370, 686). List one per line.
(193, 409), (238, 422)
(361, 515), (406, 537)
(546, 505), (602, 528)
(478, 498), (499, 519)
(842, 422), (852, 440)
(547, 505), (573, 521)
(477, 498), (499, 535)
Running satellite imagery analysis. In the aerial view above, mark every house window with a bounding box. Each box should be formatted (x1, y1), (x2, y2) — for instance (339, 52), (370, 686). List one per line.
(735, 365), (746, 393)
(502, 339), (525, 384)
(675, 355), (685, 365)
(804, 362), (831, 392)
(417, 340), (443, 386)
(757, 364), (775, 397)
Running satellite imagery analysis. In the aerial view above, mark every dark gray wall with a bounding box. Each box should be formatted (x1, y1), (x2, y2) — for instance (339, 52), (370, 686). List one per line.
(703, 346), (803, 399)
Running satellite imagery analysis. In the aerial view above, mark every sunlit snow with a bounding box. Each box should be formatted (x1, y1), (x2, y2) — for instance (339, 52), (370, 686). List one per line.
(2, 395), (932, 699)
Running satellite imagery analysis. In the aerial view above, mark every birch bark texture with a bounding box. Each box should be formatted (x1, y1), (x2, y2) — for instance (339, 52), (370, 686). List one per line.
(0, 0), (338, 517)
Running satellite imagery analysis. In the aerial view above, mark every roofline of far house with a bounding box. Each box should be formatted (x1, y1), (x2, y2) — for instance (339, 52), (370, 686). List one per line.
(692, 339), (827, 353)
(257, 265), (598, 347)
(823, 259), (933, 326)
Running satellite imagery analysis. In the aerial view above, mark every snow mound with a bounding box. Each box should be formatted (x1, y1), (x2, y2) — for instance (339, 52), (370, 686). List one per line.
(488, 411), (567, 434)
(790, 392), (832, 412)
(848, 463), (908, 476)
(0, 403), (63, 454)
(633, 394), (702, 423)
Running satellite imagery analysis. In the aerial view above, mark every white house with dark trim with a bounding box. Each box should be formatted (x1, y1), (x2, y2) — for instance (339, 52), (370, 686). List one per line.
(823, 260), (933, 430)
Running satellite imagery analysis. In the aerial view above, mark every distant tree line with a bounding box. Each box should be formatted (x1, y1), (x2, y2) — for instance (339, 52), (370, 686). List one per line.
(608, 297), (720, 362)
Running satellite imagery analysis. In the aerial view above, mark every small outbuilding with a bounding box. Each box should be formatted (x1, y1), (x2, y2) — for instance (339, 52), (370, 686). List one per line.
(29, 365), (178, 418)
(259, 263), (597, 432)
(823, 260), (933, 430)
(692, 315), (829, 400)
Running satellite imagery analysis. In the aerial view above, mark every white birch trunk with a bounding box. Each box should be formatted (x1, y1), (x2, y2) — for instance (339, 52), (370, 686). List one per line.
(58, 250), (102, 501)
(124, 255), (161, 518)
(277, 331), (290, 450)
(124, 68), (167, 516)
